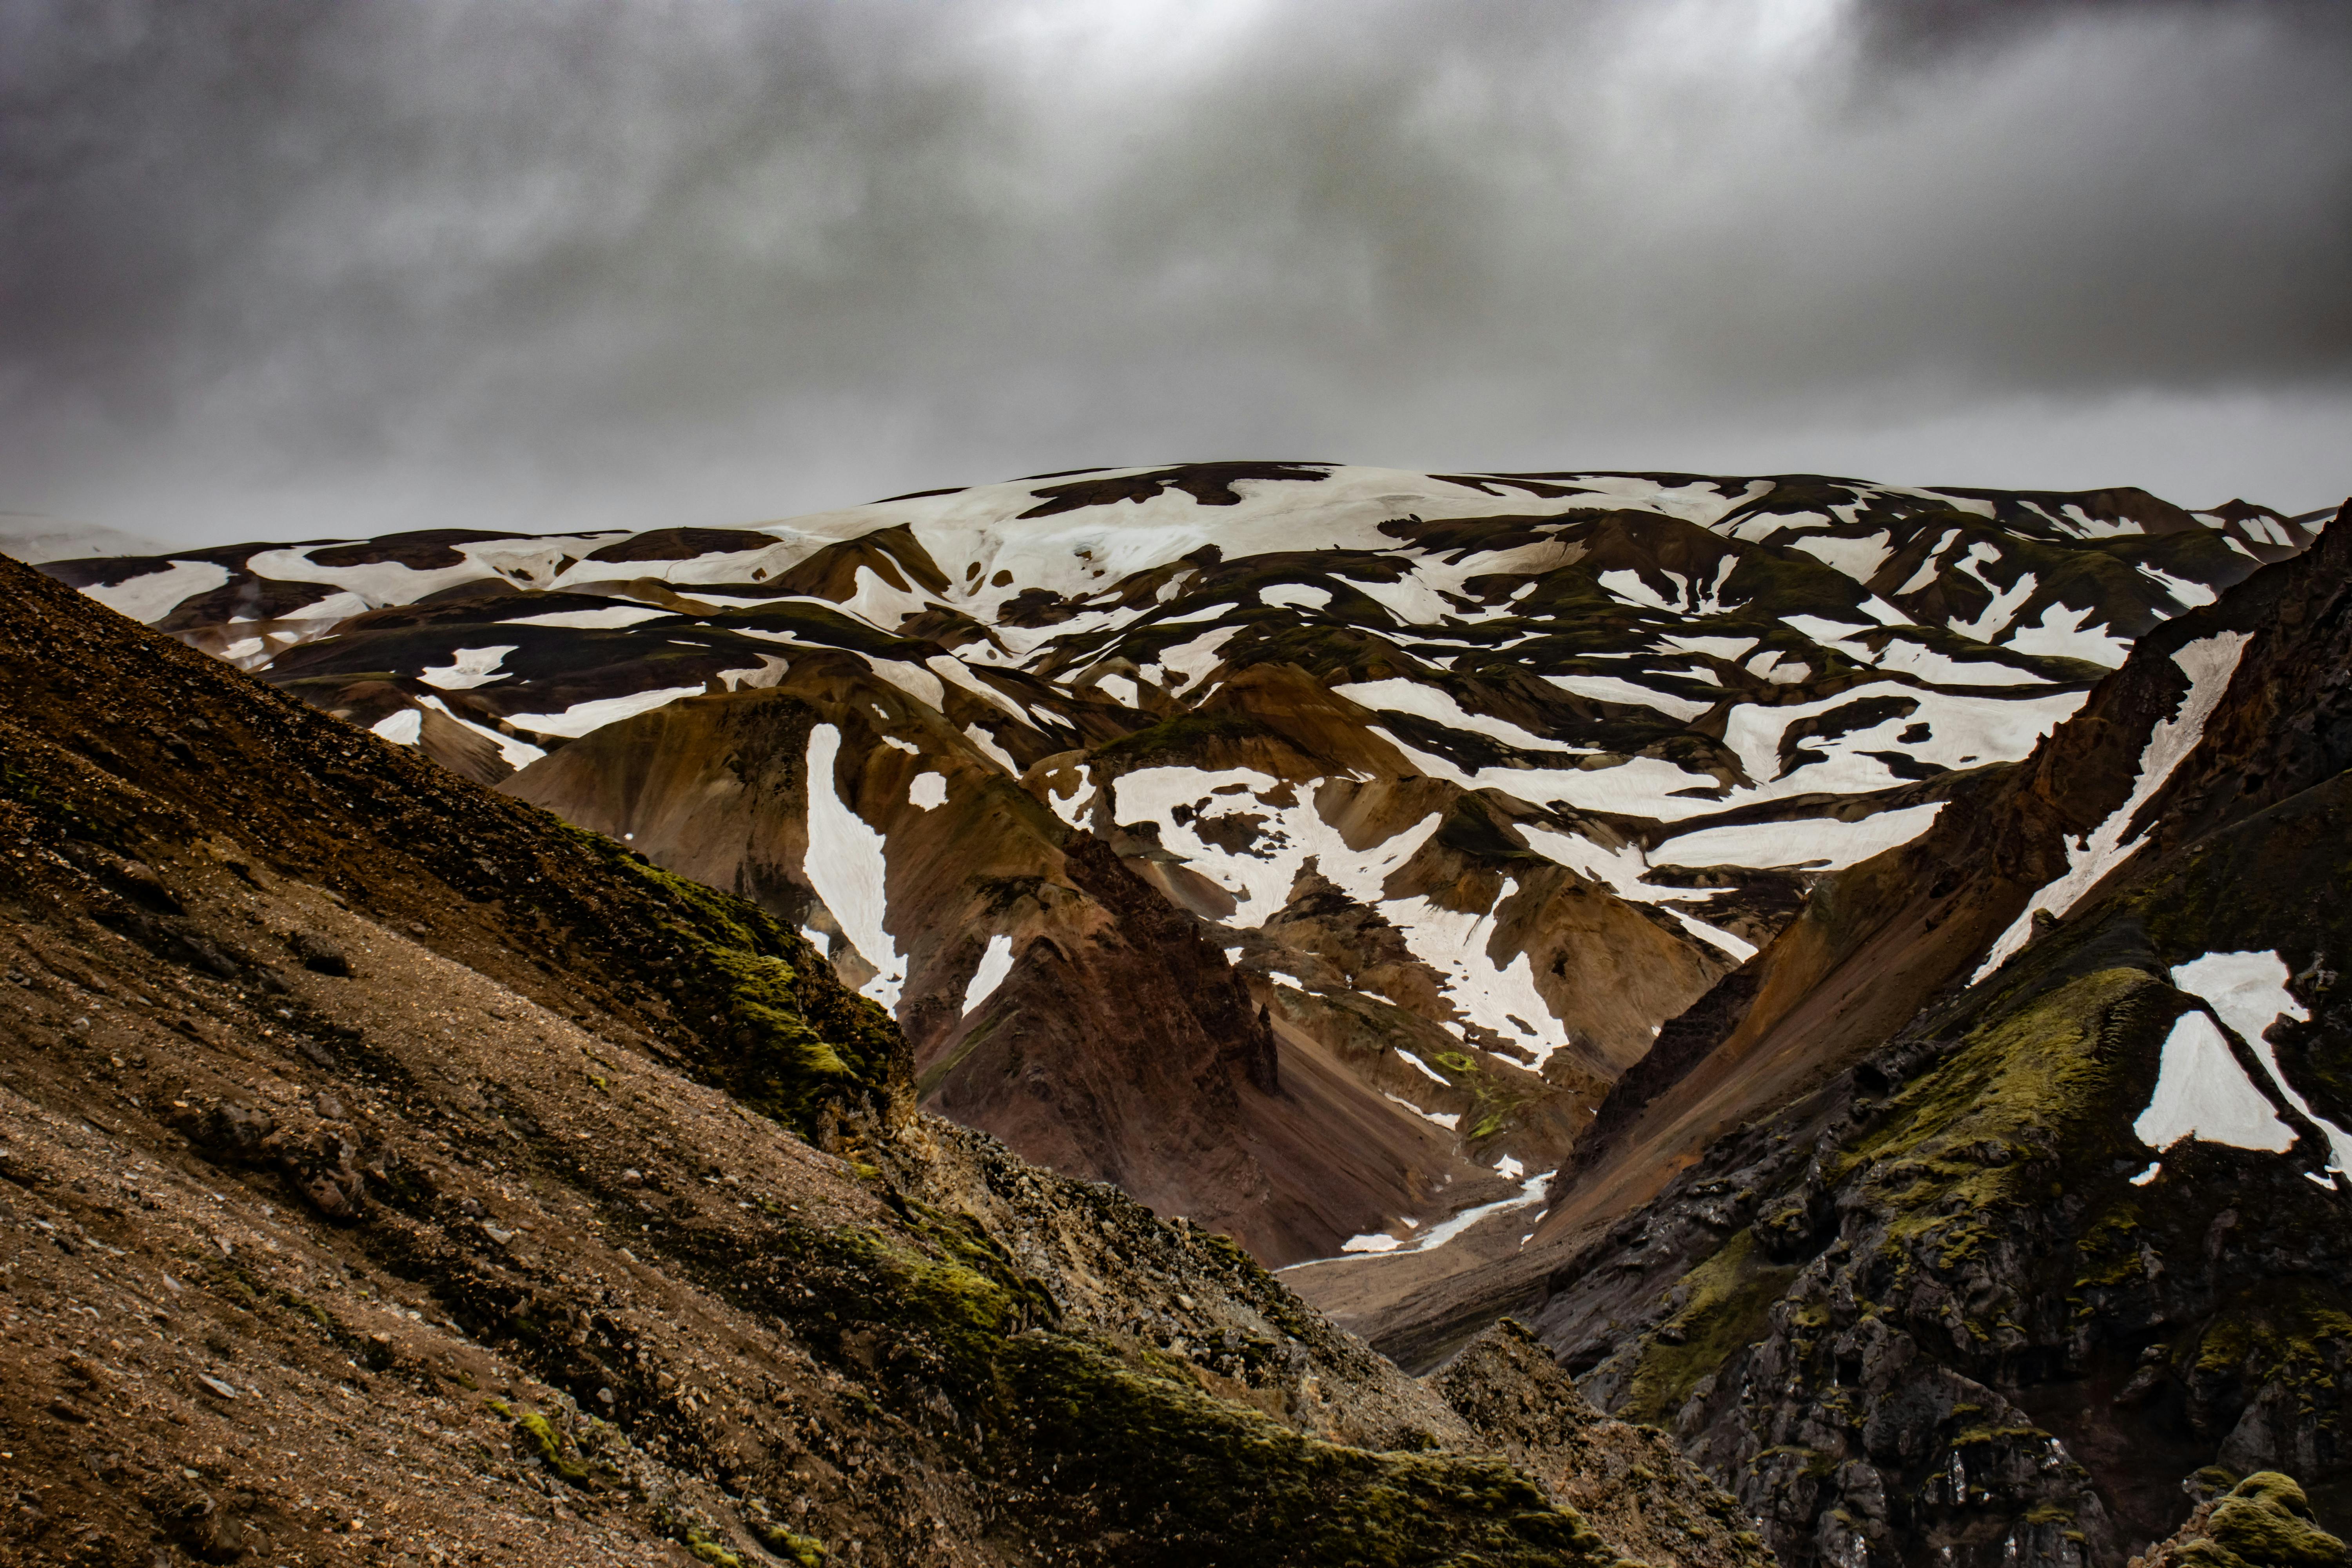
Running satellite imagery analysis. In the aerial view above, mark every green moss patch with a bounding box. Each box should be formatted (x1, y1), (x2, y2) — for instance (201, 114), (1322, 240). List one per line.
(1624, 1229), (1795, 1425)
(1002, 1333), (1621, 1568)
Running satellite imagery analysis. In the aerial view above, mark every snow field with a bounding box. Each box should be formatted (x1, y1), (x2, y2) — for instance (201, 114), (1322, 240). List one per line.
(418, 646), (519, 691)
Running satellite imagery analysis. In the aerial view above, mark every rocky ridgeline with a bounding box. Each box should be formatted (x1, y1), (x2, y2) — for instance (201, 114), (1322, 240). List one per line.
(1349, 503), (2352, 1568)
(35, 466), (2320, 1269)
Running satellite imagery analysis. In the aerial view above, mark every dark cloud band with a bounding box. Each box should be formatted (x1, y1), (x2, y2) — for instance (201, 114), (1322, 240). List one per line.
(2, 0), (2346, 543)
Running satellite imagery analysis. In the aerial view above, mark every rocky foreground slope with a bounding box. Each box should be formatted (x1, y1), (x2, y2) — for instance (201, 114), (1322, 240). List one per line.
(38, 466), (2324, 1269)
(0, 551), (1784, 1565)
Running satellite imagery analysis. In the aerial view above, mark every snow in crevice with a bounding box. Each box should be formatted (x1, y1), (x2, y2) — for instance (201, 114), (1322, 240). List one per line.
(961, 933), (1016, 1016)
(416, 694), (545, 770)
(1292, 1167), (1553, 1267)
(1383, 1091), (1459, 1131)
(1975, 631), (2251, 980)
(803, 723), (906, 1009)
(1396, 1049), (1450, 1086)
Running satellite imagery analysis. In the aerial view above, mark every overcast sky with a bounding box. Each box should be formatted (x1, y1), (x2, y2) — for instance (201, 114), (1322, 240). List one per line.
(3, 0), (2347, 546)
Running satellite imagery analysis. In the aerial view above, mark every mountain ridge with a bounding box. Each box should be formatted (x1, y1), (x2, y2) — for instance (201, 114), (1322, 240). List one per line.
(39, 463), (2321, 1270)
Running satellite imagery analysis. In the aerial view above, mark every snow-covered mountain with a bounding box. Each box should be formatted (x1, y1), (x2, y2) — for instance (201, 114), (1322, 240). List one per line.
(43, 464), (2323, 1264)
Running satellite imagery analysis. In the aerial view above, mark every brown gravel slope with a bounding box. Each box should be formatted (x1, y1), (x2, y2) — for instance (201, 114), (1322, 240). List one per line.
(0, 555), (1763, 1565)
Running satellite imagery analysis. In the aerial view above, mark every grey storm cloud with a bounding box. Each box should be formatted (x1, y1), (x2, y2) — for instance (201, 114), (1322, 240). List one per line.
(1, 0), (2347, 546)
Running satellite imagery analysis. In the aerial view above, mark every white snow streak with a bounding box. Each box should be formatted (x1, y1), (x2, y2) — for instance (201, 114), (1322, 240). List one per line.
(1975, 632), (2251, 980)
(508, 684), (707, 738)
(961, 933), (1016, 1017)
(804, 724), (906, 1010)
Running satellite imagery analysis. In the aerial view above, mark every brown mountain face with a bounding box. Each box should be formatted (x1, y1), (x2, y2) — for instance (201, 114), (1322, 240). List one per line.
(38, 465), (2317, 1281)
(0, 554), (1779, 1566)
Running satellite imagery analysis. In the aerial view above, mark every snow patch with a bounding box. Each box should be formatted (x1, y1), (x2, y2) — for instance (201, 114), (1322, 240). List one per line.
(1652, 804), (1945, 871)
(1542, 673), (1711, 722)
(419, 646), (519, 691)
(961, 934), (1016, 1016)
(81, 560), (230, 622)
(909, 771), (948, 810)
(370, 709), (422, 746)
(2005, 602), (2129, 668)
(1333, 679), (1576, 753)
(1261, 583), (1332, 611)
(501, 605), (671, 630)
(508, 684), (707, 739)
(1975, 632), (2250, 979)
(804, 724), (906, 1010)
(2171, 950), (2352, 1175)
(2132, 1010), (2293, 1154)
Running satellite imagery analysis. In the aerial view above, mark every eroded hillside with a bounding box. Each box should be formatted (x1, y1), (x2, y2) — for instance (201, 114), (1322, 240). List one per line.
(0, 554), (1764, 1566)
(39, 465), (2321, 1269)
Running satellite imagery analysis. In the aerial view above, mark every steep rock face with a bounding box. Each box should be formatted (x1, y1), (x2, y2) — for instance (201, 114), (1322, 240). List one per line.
(0, 552), (1710, 1566)
(1352, 504), (2352, 1568)
(38, 466), (2315, 1272)
(1432, 1318), (1775, 1568)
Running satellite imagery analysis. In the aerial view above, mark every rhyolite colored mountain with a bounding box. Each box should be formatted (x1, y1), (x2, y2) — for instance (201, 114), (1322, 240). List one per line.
(0, 550), (1764, 1566)
(41, 466), (2324, 1278)
(44, 466), (2322, 1271)
(24, 465), (2352, 1568)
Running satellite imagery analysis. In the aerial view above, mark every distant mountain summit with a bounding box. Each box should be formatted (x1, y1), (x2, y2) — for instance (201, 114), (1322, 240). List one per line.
(42, 466), (2326, 1268)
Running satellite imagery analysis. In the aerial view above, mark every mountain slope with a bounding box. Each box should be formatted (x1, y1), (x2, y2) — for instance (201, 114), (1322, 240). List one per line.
(37, 466), (2319, 1269)
(1325, 501), (2352, 1568)
(0, 552), (1764, 1566)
